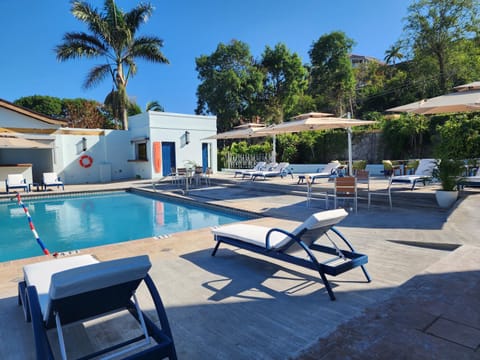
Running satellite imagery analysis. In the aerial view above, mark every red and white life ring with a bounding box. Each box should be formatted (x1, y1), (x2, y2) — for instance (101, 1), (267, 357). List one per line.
(79, 155), (93, 168)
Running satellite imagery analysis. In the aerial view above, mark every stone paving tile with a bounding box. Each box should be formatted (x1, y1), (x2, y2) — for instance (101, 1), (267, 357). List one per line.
(426, 317), (480, 350)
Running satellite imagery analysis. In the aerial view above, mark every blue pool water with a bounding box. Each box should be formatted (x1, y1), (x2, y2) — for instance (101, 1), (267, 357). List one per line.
(0, 191), (248, 262)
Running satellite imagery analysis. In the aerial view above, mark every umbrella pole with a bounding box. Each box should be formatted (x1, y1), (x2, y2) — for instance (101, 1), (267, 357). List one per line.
(347, 128), (353, 176)
(272, 134), (276, 163)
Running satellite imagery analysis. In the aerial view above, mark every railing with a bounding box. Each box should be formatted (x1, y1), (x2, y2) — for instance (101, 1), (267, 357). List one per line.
(225, 153), (271, 169)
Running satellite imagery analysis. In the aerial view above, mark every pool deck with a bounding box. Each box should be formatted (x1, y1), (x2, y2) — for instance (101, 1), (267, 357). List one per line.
(0, 174), (479, 359)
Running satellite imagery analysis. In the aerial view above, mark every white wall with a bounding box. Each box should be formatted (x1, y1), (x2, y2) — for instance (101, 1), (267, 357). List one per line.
(1, 105), (218, 184)
(0, 108), (59, 129)
(129, 111), (218, 180)
(54, 129), (133, 184)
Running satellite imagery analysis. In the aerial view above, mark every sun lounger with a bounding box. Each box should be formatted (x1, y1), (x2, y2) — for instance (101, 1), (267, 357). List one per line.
(42, 172), (64, 191)
(457, 167), (480, 189)
(235, 161), (271, 179)
(5, 174), (29, 193)
(391, 158), (436, 190)
(211, 209), (370, 301)
(297, 161), (341, 184)
(251, 162), (291, 181)
(18, 254), (177, 360)
(234, 161), (268, 178)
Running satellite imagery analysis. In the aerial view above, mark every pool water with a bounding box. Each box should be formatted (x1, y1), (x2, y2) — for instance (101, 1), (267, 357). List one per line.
(0, 192), (248, 262)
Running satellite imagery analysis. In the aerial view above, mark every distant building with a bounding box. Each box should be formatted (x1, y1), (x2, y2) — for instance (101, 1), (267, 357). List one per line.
(349, 54), (384, 68)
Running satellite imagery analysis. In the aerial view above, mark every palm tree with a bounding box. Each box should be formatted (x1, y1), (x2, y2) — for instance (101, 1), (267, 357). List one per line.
(384, 44), (404, 65)
(146, 100), (165, 112)
(55, 0), (169, 130)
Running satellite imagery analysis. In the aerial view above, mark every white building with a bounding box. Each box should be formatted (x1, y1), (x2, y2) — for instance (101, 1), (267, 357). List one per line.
(0, 99), (217, 187)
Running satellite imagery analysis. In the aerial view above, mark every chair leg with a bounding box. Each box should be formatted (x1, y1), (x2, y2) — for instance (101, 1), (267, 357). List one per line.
(211, 241), (221, 256)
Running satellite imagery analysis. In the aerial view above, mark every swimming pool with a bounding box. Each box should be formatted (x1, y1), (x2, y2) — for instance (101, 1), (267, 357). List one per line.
(0, 191), (251, 262)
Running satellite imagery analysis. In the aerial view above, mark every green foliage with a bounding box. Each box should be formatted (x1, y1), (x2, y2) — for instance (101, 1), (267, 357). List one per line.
(14, 95), (63, 118)
(434, 114), (480, 159)
(145, 101), (165, 112)
(403, 0), (480, 92)
(308, 31), (355, 116)
(382, 113), (430, 158)
(256, 43), (308, 123)
(56, 0), (168, 130)
(435, 158), (465, 191)
(195, 40), (264, 132)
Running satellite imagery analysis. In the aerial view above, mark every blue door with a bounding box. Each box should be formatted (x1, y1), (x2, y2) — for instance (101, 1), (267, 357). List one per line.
(162, 142), (176, 176)
(202, 143), (209, 172)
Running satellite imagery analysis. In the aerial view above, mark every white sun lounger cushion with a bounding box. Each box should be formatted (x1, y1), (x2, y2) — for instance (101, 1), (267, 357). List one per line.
(212, 209), (348, 250)
(24, 255), (100, 318)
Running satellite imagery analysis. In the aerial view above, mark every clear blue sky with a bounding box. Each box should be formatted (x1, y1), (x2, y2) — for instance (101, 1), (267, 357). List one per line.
(0, 0), (408, 115)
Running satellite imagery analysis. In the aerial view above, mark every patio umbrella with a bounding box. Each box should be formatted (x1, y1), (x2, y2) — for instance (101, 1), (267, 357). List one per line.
(203, 124), (267, 140)
(0, 133), (52, 149)
(386, 82), (480, 115)
(257, 114), (376, 175)
(203, 123), (279, 162)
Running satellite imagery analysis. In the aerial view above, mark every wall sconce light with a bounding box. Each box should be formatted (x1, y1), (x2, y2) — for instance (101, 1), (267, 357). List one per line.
(82, 137), (87, 152)
(185, 131), (190, 145)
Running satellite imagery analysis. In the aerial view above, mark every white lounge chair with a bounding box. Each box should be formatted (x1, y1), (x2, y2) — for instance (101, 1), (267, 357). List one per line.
(251, 162), (291, 181)
(5, 174), (29, 193)
(297, 161), (341, 184)
(391, 158), (437, 190)
(234, 161), (268, 179)
(18, 254), (177, 360)
(458, 166), (480, 189)
(211, 209), (370, 301)
(42, 172), (64, 191)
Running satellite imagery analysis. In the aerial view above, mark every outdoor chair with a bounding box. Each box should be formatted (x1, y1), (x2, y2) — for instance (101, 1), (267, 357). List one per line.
(355, 169), (370, 199)
(234, 161), (267, 179)
(5, 174), (29, 193)
(42, 172), (64, 191)
(382, 160), (402, 177)
(457, 166), (480, 189)
(391, 158), (436, 190)
(211, 209), (370, 301)
(368, 176), (393, 209)
(18, 254), (177, 360)
(333, 176), (358, 213)
(297, 161), (340, 184)
(251, 162), (291, 181)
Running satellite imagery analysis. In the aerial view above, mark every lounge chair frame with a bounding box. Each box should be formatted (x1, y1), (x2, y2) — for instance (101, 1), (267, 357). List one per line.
(18, 258), (177, 360)
(6, 174), (29, 193)
(42, 172), (64, 191)
(212, 225), (370, 301)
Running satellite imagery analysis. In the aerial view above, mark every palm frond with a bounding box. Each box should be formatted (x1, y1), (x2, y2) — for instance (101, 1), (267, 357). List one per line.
(84, 64), (112, 89)
(128, 36), (169, 64)
(124, 3), (154, 34)
(55, 32), (110, 60)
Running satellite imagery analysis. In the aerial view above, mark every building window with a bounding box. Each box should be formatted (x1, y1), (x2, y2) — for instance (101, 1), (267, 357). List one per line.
(136, 142), (147, 161)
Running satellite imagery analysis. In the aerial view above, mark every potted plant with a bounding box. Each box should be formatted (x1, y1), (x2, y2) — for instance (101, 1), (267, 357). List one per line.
(434, 158), (464, 208)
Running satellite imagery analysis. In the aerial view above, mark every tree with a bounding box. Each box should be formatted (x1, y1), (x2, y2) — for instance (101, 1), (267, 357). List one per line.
(384, 43), (404, 65)
(55, 0), (169, 130)
(63, 98), (110, 128)
(404, 0), (479, 93)
(308, 31), (356, 116)
(195, 40), (264, 132)
(14, 95), (63, 118)
(146, 100), (164, 112)
(257, 43), (308, 123)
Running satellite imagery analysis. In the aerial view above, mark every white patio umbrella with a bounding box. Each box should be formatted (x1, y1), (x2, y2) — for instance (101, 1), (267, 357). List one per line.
(387, 82), (480, 115)
(257, 114), (376, 175)
(203, 124), (268, 140)
(0, 133), (52, 149)
(203, 123), (279, 162)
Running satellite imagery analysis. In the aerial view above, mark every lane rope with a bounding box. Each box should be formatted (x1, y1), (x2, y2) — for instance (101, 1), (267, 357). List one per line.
(14, 192), (55, 257)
